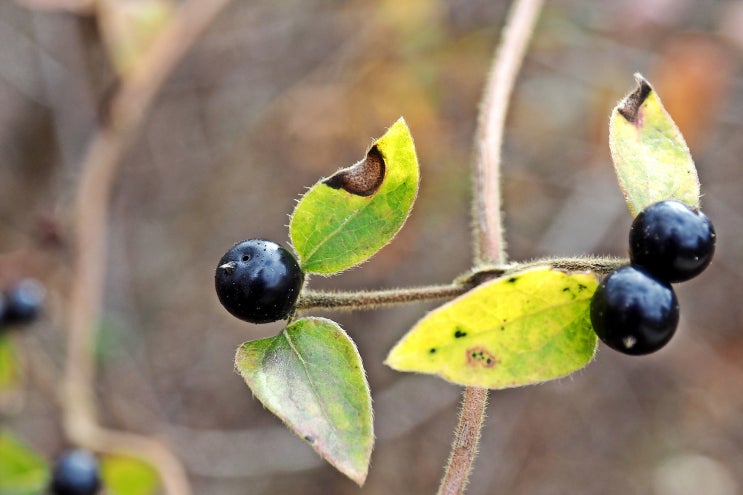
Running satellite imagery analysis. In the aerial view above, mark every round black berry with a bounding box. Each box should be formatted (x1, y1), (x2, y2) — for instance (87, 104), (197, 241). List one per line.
(590, 265), (679, 355)
(50, 449), (101, 495)
(629, 200), (715, 283)
(215, 239), (304, 324)
(4, 278), (45, 324)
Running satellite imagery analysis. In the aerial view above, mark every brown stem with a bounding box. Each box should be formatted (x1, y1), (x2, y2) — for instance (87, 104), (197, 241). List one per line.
(473, 0), (544, 265)
(437, 387), (489, 495)
(297, 256), (625, 312)
(440, 1), (544, 495)
(459, 256), (625, 286)
(63, 1), (234, 494)
(297, 283), (470, 312)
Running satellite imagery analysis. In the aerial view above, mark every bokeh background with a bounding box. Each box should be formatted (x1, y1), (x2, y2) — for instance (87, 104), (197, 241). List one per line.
(1, 0), (743, 494)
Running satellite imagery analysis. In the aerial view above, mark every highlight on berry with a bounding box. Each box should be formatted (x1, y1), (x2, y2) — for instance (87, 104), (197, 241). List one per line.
(50, 449), (102, 495)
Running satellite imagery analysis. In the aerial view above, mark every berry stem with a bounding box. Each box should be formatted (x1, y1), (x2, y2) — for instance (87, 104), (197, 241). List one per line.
(296, 256), (625, 312)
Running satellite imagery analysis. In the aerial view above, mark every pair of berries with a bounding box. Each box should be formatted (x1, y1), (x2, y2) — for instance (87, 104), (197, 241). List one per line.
(50, 449), (101, 495)
(591, 200), (716, 355)
(215, 239), (304, 324)
(0, 278), (45, 329)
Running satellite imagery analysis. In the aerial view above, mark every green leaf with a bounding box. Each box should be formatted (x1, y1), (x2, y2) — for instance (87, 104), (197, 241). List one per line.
(609, 73), (700, 216)
(0, 431), (50, 495)
(101, 455), (160, 495)
(235, 317), (373, 485)
(385, 267), (599, 389)
(0, 336), (20, 393)
(290, 117), (420, 275)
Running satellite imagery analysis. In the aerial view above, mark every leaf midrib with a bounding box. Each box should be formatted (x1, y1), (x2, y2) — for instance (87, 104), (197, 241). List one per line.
(279, 328), (343, 445)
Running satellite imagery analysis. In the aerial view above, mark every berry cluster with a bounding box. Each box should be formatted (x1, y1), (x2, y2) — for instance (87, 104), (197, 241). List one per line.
(591, 200), (716, 355)
(215, 239), (304, 324)
(0, 278), (45, 330)
(50, 449), (101, 495)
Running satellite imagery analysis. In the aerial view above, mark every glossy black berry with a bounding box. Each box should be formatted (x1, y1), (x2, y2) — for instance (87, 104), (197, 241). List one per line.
(215, 239), (304, 324)
(50, 449), (101, 495)
(4, 278), (45, 324)
(590, 265), (679, 355)
(629, 200), (715, 283)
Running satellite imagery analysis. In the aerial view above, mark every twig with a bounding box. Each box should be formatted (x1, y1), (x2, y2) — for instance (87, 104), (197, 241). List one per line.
(440, 1), (544, 495)
(296, 256), (625, 312)
(63, 1), (234, 494)
(296, 284), (470, 312)
(473, 0), (544, 265)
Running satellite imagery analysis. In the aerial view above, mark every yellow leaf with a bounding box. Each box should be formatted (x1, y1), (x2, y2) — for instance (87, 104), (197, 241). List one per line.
(385, 267), (599, 389)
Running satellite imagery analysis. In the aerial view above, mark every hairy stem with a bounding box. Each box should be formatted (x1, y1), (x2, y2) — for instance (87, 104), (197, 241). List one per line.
(473, 0), (544, 265)
(459, 256), (624, 286)
(63, 2), (233, 494)
(296, 256), (625, 312)
(297, 284), (468, 312)
(441, 1), (544, 495)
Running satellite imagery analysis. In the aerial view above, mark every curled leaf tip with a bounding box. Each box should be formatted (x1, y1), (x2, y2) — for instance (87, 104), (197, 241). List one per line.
(617, 74), (652, 124)
(290, 118), (419, 274)
(609, 73), (700, 215)
(324, 146), (385, 197)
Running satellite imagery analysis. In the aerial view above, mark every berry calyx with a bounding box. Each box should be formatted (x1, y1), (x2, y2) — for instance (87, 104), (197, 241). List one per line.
(50, 449), (101, 495)
(590, 265), (679, 355)
(4, 278), (46, 324)
(215, 239), (304, 324)
(629, 200), (715, 283)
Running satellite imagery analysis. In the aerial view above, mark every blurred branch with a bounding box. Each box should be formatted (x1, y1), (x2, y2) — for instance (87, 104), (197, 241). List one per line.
(63, 1), (234, 494)
(440, 1), (544, 495)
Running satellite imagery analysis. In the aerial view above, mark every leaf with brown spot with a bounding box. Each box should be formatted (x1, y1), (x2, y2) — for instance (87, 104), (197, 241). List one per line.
(289, 118), (419, 275)
(609, 73), (700, 216)
(385, 267), (599, 389)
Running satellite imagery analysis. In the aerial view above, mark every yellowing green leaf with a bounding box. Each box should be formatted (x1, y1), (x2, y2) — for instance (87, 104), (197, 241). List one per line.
(609, 73), (700, 216)
(235, 318), (373, 485)
(385, 267), (599, 389)
(0, 431), (49, 495)
(0, 335), (20, 393)
(101, 455), (160, 495)
(290, 118), (419, 275)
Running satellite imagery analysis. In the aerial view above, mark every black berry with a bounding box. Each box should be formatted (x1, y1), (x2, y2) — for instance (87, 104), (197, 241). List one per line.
(590, 265), (679, 355)
(629, 200), (715, 283)
(50, 449), (101, 495)
(4, 278), (45, 324)
(215, 239), (304, 324)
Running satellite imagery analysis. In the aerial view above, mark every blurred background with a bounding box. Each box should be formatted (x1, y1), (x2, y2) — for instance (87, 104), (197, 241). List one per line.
(1, 0), (743, 493)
